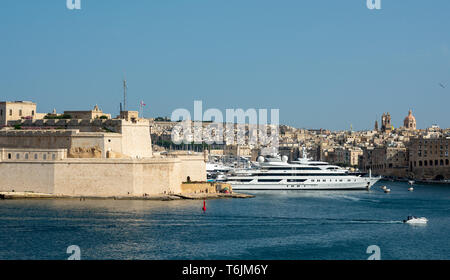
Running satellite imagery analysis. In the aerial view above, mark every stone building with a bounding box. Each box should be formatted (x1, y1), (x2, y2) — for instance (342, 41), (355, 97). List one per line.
(327, 147), (363, 167)
(64, 105), (111, 120)
(0, 101), (41, 126)
(408, 136), (450, 180)
(279, 144), (301, 161)
(119, 110), (139, 122)
(224, 144), (251, 157)
(361, 146), (409, 177)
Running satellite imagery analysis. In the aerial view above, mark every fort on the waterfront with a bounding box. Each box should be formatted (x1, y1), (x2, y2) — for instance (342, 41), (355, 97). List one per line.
(0, 101), (209, 197)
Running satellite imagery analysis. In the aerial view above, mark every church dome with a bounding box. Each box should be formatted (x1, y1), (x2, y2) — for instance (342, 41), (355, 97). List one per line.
(404, 110), (416, 122)
(404, 109), (416, 130)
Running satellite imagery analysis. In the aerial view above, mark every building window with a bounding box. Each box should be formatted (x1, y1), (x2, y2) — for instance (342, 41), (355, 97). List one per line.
(424, 161), (427, 166)
(34, 154), (38, 160)
(32, 110), (35, 116)
(19, 110), (22, 116)
(9, 109), (12, 116)
(440, 160), (444, 166)
(16, 154), (20, 159)
(430, 160), (433, 166)
(8, 153), (11, 159)
(43, 154), (47, 160)
(446, 159), (449, 166)
(52, 154), (56, 160)
(25, 154), (29, 160)
(0, 109), (2, 116)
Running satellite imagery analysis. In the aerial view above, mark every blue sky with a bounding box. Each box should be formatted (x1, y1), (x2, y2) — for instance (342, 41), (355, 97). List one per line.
(1, 0), (449, 130)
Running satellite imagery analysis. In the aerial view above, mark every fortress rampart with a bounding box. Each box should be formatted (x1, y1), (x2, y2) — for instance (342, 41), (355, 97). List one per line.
(0, 109), (207, 196)
(0, 156), (206, 196)
(1, 118), (152, 159)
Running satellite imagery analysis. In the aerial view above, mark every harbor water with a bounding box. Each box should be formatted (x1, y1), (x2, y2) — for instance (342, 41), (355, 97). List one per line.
(0, 181), (449, 260)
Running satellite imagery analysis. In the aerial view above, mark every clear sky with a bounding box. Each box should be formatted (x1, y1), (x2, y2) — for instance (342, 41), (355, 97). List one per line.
(1, 0), (449, 130)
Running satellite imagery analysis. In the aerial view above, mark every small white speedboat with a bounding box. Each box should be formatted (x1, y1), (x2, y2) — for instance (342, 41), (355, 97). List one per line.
(403, 216), (428, 224)
(408, 187), (414, 192)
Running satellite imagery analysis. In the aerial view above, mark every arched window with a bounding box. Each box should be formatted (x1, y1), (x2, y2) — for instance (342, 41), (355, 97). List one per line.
(446, 159), (449, 166)
(16, 154), (20, 159)
(429, 160), (433, 166)
(419, 161), (422, 166)
(440, 160), (444, 166)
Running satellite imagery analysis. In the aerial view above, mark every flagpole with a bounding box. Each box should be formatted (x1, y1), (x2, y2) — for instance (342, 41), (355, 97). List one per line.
(139, 101), (146, 119)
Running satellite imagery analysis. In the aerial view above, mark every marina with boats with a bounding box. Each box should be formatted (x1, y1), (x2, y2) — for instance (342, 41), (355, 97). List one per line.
(207, 148), (380, 191)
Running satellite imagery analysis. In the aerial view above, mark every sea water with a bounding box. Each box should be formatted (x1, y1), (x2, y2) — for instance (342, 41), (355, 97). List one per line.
(0, 181), (449, 260)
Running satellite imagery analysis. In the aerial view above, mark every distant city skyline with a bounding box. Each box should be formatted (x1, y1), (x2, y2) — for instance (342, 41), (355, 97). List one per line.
(1, 0), (449, 130)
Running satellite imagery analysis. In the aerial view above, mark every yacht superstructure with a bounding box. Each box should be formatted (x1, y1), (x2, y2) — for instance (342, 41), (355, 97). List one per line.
(225, 150), (380, 191)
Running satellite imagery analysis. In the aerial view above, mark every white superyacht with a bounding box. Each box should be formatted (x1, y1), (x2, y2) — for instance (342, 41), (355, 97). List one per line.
(226, 150), (380, 191)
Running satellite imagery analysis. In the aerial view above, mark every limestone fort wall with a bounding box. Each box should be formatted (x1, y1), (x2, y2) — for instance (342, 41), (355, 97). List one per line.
(0, 155), (206, 196)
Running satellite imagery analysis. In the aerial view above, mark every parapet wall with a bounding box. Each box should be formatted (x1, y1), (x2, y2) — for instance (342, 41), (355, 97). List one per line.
(9, 118), (144, 132)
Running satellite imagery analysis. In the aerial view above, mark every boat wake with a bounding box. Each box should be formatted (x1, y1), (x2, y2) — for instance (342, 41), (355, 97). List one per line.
(317, 218), (403, 225)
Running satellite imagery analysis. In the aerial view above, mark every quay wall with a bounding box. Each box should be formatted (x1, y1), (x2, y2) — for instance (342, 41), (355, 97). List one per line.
(180, 183), (231, 194)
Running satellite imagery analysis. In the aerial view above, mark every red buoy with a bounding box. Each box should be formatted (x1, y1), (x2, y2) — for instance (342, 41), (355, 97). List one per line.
(202, 200), (206, 212)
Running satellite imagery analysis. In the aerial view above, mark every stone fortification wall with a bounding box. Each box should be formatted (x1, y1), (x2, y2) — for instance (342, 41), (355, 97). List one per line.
(1, 118), (153, 159)
(176, 154), (207, 182)
(0, 155), (206, 197)
(0, 130), (75, 149)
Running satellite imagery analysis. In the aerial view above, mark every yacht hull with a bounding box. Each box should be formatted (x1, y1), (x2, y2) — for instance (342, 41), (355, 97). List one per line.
(229, 178), (379, 191)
